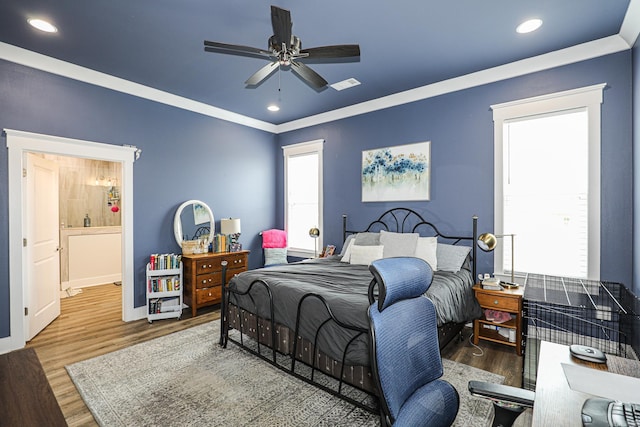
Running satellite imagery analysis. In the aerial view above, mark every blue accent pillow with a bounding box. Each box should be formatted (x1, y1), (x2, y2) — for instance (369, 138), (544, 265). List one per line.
(264, 248), (288, 266)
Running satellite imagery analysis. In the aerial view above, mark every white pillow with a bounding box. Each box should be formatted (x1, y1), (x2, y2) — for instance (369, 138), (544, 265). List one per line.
(340, 238), (356, 262)
(339, 234), (356, 257)
(379, 230), (419, 258)
(349, 245), (384, 265)
(414, 237), (438, 271)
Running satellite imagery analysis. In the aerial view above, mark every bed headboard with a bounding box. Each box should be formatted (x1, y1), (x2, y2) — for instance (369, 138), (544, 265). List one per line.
(342, 208), (478, 280)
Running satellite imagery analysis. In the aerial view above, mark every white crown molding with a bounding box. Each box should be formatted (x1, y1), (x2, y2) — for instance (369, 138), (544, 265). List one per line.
(620, 0), (640, 47)
(0, 42), (277, 134)
(275, 35), (629, 133)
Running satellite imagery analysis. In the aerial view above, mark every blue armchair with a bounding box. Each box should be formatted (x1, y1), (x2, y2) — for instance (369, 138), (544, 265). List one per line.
(367, 257), (459, 427)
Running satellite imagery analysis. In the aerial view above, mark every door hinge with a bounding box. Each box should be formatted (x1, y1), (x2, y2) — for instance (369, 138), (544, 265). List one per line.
(22, 168), (27, 178)
(24, 307), (28, 316)
(23, 238), (27, 247)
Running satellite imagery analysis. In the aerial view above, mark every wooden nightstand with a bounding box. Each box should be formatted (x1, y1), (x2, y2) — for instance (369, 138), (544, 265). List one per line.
(473, 283), (525, 355)
(181, 251), (249, 317)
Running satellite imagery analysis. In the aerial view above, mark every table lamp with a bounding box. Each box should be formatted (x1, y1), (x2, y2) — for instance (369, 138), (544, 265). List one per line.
(477, 232), (517, 287)
(221, 218), (241, 252)
(309, 227), (320, 257)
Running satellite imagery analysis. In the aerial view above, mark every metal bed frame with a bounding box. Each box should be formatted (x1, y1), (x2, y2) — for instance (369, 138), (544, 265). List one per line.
(218, 208), (478, 411)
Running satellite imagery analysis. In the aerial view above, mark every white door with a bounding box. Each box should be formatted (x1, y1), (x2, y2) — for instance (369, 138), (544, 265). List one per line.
(25, 153), (61, 341)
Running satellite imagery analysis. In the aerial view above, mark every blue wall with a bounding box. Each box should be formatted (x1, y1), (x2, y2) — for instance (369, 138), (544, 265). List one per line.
(278, 51), (633, 288)
(0, 49), (636, 343)
(0, 59), (278, 338)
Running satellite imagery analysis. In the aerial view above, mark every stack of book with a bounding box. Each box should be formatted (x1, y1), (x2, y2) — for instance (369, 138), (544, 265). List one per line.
(213, 234), (227, 253)
(149, 253), (181, 270)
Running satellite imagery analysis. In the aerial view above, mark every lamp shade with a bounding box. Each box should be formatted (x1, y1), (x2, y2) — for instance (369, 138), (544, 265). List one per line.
(221, 218), (241, 235)
(477, 233), (497, 252)
(309, 227), (320, 238)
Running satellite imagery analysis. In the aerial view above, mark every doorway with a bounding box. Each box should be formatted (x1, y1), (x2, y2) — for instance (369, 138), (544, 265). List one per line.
(4, 129), (140, 353)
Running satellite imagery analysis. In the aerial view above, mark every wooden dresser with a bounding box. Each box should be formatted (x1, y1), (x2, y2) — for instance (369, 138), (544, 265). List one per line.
(182, 251), (249, 317)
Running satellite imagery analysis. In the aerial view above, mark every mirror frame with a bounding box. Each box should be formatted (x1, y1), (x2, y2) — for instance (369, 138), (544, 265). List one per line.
(173, 199), (215, 248)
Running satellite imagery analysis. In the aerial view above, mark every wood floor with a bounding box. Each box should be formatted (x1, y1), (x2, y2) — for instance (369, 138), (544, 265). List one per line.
(26, 283), (523, 426)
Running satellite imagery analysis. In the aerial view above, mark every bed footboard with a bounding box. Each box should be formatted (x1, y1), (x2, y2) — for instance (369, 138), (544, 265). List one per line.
(226, 305), (376, 393)
(218, 255), (468, 413)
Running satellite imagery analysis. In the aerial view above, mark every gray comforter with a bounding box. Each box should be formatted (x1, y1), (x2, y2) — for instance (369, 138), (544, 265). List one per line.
(227, 256), (481, 366)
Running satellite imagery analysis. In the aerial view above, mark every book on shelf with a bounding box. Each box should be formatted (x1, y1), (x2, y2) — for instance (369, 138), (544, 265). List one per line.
(148, 297), (181, 314)
(149, 253), (181, 270)
(147, 275), (181, 293)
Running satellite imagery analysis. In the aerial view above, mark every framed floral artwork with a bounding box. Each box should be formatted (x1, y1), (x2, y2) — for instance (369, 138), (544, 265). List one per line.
(362, 141), (430, 202)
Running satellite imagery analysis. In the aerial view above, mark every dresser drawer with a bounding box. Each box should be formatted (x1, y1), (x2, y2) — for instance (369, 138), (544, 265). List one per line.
(196, 259), (218, 273)
(196, 286), (222, 304)
(476, 293), (519, 312)
(195, 272), (222, 289)
(207, 253), (247, 270)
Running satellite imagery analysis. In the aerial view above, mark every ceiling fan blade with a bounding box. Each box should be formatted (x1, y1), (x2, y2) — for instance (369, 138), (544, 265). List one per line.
(301, 44), (360, 59)
(245, 61), (279, 86)
(290, 61), (328, 89)
(204, 40), (272, 58)
(270, 6), (292, 49)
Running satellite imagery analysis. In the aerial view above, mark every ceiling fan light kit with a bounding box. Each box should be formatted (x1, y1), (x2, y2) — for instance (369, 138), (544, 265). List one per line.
(204, 5), (360, 90)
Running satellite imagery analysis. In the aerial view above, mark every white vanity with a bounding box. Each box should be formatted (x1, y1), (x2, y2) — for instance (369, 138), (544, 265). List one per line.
(59, 226), (122, 291)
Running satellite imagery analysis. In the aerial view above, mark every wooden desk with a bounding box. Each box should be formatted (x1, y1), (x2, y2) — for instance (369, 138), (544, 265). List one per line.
(532, 341), (640, 426)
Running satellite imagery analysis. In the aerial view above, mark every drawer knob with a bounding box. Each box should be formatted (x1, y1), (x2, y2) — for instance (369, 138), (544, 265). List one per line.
(493, 300), (499, 305)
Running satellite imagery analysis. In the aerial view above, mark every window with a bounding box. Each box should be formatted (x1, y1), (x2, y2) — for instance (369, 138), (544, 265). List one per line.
(492, 84), (604, 280)
(283, 140), (323, 257)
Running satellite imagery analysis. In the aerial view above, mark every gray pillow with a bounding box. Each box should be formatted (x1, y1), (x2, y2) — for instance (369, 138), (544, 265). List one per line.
(436, 243), (471, 272)
(264, 248), (288, 266)
(354, 232), (380, 246)
(379, 230), (419, 258)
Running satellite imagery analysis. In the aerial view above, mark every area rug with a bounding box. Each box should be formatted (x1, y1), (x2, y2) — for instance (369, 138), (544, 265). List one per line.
(66, 321), (502, 426)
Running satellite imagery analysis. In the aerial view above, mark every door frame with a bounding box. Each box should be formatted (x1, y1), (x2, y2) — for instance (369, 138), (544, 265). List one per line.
(3, 129), (141, 352)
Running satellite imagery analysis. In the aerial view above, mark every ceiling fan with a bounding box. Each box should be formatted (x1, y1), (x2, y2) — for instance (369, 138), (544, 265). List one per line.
(204, 5), (360, 90)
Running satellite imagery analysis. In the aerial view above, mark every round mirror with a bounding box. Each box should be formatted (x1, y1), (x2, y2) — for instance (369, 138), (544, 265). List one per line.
(173, 200), (215, 248)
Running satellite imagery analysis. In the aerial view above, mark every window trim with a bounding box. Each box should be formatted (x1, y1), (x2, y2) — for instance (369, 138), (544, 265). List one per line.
(491, 84), (605, 280)
(283, 139), (324, 258)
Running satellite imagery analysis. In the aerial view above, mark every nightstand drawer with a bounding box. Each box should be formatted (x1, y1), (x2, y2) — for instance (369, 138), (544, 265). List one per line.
(196, 286), (222, 304)
(476, 293), (520, 311)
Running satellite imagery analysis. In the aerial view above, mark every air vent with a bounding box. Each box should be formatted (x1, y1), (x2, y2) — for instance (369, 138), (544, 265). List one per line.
(330, 78), (361, 91)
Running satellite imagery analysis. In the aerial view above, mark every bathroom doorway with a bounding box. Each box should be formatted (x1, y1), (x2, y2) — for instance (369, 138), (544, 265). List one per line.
(5, 129), (138, 352)
(51, 154), (123, 297)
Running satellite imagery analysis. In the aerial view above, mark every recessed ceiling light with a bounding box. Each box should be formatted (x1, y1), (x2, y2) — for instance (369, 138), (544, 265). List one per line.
(267, 104), (280, 112)
(28, 18), (58, 33)
(516, 19), (542, 34)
